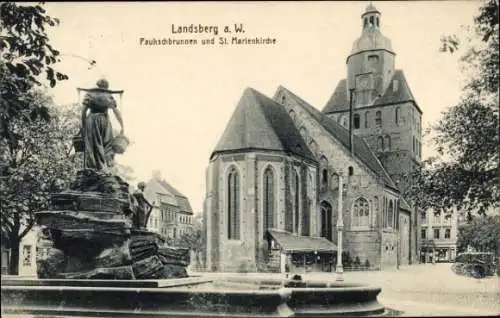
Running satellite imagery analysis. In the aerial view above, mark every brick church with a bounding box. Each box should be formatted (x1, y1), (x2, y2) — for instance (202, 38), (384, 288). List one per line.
(204, 3), (422, 272)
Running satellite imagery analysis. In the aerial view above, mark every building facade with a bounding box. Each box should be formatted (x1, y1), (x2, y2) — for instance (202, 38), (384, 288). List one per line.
(144, 171), (194, 240)
(420, 210), (459, 263)
(204, 3), (422, 273)
(2, 226), (42, 277)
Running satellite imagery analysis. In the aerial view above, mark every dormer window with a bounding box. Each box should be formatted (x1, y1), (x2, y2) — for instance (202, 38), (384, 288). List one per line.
(353, 113), (360, 129)
(393, 80), (399, 92)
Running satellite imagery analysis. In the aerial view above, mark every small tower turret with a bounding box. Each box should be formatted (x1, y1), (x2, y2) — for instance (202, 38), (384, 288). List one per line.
(347, 2), (396, 107)
(362, 2), (381, 29)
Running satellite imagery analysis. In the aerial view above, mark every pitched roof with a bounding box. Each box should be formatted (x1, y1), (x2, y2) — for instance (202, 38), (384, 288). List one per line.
(322, 70), (420, 114)
(322, 79), (348, 114)
(211, 87), (316, 162)
(373, 70), (417, 108)
(278, 86), (398, 191)
(143, 179), (178, 206)
(156, 179), (193, 214)
(268, 229), (337, 253)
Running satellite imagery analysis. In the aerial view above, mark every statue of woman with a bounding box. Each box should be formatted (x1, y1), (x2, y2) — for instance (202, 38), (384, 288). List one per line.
(132, 182), (153, 229)
(80, 78), (124, 171)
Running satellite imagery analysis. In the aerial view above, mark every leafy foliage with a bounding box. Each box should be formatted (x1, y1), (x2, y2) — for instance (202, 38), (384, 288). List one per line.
(166, 215), (205, 268)
(0, 2), (68, 147)
(411, 0), (499, 217)
(111, 163), (137, 192)
(0, 97), (82, 274)
(457, 215), (500, 256)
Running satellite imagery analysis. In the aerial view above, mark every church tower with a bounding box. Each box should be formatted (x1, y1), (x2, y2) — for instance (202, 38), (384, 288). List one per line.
(322, 2), (423, 265)
(323, 2), (423, 196)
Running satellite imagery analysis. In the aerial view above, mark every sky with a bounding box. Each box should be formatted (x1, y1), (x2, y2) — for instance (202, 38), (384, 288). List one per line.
(42, 1), (480, 215)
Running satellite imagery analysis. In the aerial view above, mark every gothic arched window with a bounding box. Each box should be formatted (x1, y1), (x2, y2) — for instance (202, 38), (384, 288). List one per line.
(377, 136), (384, 151)
(385, 135), (391, 151)
(388, 200), (394, 228)
(320, 201), (333, 241)
(281, 95), (286, 105)
(364, 111), (370, 128)
(375, 111), (382, 127)
(383, 197), (387, 228)
(395, 107), (401, 125)
(289, 109), (296, 121)
(330, 172), (338, 191)
(309, 140), (318, 155)
(353, 198), (370, 228)
(299, 127), (309, 143)
(227, 167), (240, 240)
(294, 171), (300, 234)
(322, 169), (328, 186)
(263, 166), (274, 237)
(376, 16), (380, 27)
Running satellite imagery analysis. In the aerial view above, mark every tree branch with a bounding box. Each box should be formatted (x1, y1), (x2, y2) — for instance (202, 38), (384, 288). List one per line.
(19, 218), (35, 240)
(0, 212), (14, 232)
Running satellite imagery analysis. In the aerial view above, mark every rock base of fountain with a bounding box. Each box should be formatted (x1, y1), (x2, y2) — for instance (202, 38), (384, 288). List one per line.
(35, 169), (189, 280)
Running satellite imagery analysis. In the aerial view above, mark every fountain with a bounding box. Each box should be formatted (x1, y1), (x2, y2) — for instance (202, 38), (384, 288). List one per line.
(1, 274), (390, 317)
(1, 80), (392, 317)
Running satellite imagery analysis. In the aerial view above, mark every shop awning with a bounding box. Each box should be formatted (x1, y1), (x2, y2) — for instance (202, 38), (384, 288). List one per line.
(268, 229), (337, 253)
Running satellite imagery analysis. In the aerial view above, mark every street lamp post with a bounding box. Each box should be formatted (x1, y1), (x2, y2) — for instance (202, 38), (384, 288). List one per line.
(335, 72), (370, 281)
(336, 171), (344, 281)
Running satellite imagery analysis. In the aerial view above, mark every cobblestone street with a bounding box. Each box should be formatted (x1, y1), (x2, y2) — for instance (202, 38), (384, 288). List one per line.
(343, 263), (499, 316)
(192, 263), (500, 316)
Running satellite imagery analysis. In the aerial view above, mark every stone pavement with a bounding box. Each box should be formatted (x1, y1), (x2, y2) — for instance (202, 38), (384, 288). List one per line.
(190, 263), (500, 316)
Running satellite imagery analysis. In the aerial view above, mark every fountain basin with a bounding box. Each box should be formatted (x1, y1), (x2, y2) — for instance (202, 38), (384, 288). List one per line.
(1, 275), (388, 317)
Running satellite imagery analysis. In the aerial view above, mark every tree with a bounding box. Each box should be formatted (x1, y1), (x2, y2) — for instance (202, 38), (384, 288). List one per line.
(111, 163), (137, 192)
(411, 0), (499, 218)
(0, 98), (82, 275)
(166, 215), (205, 269)
(457, 215), (500, 256)
(1, 2), (68, 152)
